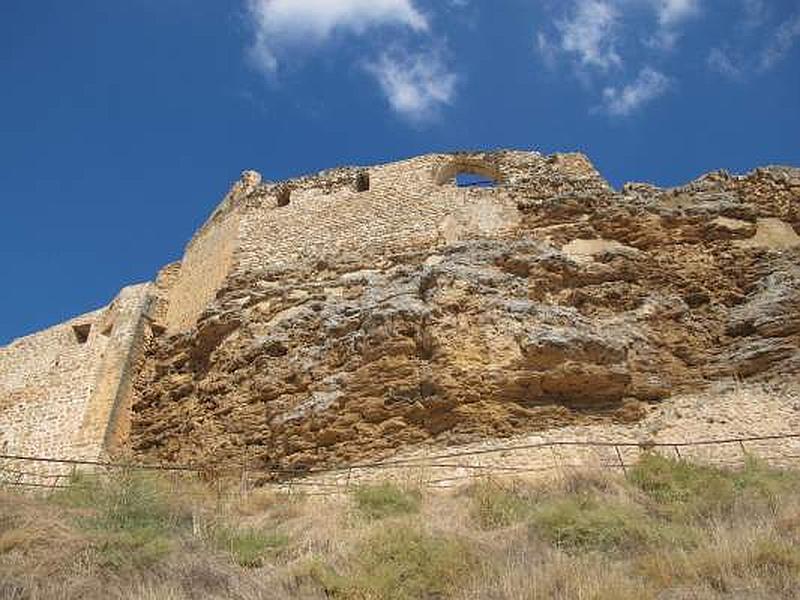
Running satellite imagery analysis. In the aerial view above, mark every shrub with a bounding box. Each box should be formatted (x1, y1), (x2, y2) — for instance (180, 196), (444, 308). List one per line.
(49, 470), (191, 571)
(528, 494), (670, 553)
(627, 453), (737, 520)
(469, 481), (534, 529)
(638, 532), (800, 595)
(314, 527), (475, 600)
(213, 526), (288, 568)
(732, 456), (800, 512)
(352, 482), (421, 520)
(629, 454), (800, 522)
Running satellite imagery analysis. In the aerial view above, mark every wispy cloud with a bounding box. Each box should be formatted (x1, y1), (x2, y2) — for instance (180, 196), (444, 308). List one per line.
(243, 0), (457, 123)
(539, 0), (622, 71)
(647, 0), (702, 50)
(759, 13), (800, 71)
(709, 6), (800, 80)
(741, 0), (768, 30)
(601, 67), (671, 115)
(536, 0), (690, 115)
(653, 0), (700, 27)
(707, 47), (743, 80)
(365, 49), (457, 122)
(246, 0), (428, 74)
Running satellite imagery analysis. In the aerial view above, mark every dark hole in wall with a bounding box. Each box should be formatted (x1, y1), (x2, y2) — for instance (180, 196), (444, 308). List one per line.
(354, 172), (370, 192)
(72, 324), (91, 344)
(276, 186), (291, 207)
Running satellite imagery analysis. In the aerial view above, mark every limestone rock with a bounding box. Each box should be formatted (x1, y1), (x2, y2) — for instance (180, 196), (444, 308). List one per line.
(125, 153), (800, 472)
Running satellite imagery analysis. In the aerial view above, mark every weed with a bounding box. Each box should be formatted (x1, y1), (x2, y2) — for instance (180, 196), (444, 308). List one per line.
(315, 526), (475, 600)
(627, 453), (737, 520)
(213, 527), (288, 568)
(469, 481), (534, 529)
(528, 493), (672, 553)
(50, 471), (191, 571)
(352, 482), (421, 520)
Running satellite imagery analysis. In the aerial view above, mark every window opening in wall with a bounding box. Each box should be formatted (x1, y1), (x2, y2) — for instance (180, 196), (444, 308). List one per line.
(434, 159), (502, 187)
(276, 186), (291, 207)
(354, 172), (370, 192)
(455, 172), (497, 188)
(72, 323), (91, 344)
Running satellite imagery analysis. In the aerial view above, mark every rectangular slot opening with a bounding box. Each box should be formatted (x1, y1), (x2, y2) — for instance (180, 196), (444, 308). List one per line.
(72, 323), (91, 344)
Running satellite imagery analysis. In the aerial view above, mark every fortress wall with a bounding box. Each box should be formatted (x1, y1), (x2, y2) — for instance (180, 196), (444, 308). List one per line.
(71, 284), (155, 458)
(0, 309), (107, 459)
(161, 151), (608, 333)
(164, 208), (242, 333)
(0, 285), (154, 467)
(233, 155), (523, 276)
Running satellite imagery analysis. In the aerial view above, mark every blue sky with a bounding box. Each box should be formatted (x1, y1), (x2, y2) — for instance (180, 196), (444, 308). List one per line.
(1, 0), (798, 344)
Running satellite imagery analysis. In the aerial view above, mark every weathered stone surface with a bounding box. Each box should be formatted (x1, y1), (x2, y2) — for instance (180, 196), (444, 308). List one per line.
(124, 152), (800, 472)
(2, 150), (799, 477)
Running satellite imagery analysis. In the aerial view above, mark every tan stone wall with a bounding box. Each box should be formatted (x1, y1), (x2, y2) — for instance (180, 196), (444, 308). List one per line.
(164, 209), (241, 332)
(0, 285), (154, 464)
(0, 150), (614, 471)
(233, 153), (547, 277)
(161, 150), (610, 333)
(0, 309), (107, 459)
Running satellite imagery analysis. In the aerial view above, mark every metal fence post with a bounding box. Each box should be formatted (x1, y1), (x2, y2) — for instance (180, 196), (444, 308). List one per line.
(614, 445), (627, 475)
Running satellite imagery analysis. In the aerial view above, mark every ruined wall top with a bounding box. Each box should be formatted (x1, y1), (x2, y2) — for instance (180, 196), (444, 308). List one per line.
(185, 150), (612, 251)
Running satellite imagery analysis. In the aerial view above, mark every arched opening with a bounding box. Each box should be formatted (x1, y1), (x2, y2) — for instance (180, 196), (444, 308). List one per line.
(434, 159), (502, 187)
(455, 172), (497, 188)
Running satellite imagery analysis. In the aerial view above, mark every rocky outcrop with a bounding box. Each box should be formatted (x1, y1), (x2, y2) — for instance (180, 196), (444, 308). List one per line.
(129, 156), (800, 473)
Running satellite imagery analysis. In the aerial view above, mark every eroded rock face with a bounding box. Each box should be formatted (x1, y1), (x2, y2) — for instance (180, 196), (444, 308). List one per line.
(129, 157), (800, 472)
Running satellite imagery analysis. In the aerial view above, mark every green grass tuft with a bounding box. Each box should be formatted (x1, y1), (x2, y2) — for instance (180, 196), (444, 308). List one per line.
(628, 453), (800, 521)
(315, 526), (475, 600)
(469, 481), (534, 529)
(214, 527), (288, 568)
(528, 490), (696, 554)
(49, 470), (191, 571)
(352, 482), (421, 520)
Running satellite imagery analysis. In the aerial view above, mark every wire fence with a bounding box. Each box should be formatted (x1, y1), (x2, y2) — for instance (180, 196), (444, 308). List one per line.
(2, 431), (800, 498)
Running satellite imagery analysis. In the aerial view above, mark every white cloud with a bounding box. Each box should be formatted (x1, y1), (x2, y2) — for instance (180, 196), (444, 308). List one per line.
(365, 50), (457, 122)
(759, 13), (800, 71)
(537, 0), (703, 71)
(243, 0), (457, 123)
(535, 1), (685, 115)
(653, 0), (700, 27)
(553, 0), (622, 71)
(246, 0), (428, 73)
(709, 9), (800, 80)
(741, 0), (768, 29)
(707, 47), (743, 80)
(601, 67), (670, 115)
(646, 0), (702, 50)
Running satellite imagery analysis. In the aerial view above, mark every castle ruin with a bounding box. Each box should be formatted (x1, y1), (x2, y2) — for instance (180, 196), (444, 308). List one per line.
(1, 150), (798, 475)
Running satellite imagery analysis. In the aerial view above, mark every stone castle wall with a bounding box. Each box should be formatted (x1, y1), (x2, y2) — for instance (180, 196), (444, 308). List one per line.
(0, 149), (612, 466)
(164, 210), (242, 333)
(0, 285), (154, 466)
(169, 150), (610, 330)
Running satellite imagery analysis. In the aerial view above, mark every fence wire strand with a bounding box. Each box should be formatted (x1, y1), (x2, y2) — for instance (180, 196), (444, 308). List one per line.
(1, 431), (798, 496)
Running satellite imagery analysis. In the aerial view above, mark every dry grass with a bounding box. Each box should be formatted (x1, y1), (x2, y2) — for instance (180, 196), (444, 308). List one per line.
(1, 456), (799, 599)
